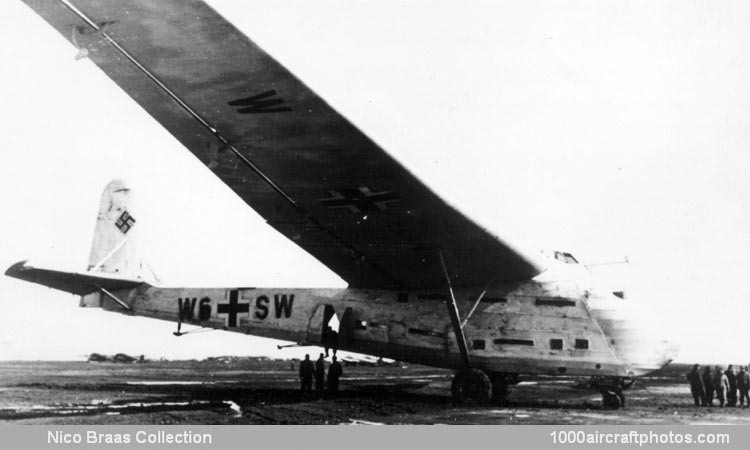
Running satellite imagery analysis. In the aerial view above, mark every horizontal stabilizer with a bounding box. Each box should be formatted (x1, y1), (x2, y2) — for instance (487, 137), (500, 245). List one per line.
(5, 260), (143, 296)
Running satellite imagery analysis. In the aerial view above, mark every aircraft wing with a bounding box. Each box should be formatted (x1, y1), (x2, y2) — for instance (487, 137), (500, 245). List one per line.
(22, 0), (544, 289)
(5, 261), (143, 296)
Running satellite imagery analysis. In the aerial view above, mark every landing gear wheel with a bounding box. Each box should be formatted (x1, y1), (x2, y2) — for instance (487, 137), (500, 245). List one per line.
(490, 376), (510, 405)
(451, 369), (492, 404)
(601, 390), (623, 409)
(592, 376), (628, 410)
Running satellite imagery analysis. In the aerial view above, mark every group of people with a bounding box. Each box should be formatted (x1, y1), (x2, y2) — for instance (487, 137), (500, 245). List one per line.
(686, 364), (750, 407)
(299, 353), (343, 397)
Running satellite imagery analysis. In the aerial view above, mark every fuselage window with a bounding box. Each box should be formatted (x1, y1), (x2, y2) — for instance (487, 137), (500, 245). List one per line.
(472, 339), (486, 350)
(408, 328), (444, 338)
(536, 297), (576, 307)
(494, 338), (534, 346)
(563, 253), (578, 264)
(575, 339), (589, 350)
(550, 338), (563, 350)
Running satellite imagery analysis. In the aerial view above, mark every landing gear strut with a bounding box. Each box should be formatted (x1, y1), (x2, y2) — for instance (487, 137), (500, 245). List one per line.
(451, 369), (492, 404)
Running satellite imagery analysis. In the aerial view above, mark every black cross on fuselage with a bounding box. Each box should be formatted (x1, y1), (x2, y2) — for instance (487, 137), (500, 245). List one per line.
(217, 289), (249, 327)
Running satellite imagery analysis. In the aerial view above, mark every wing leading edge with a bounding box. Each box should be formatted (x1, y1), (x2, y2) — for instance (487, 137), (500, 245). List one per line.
(22, 0), (545, 289)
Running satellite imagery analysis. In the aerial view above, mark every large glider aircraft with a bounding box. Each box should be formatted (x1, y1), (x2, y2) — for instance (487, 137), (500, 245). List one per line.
(7, 0), (677, 407)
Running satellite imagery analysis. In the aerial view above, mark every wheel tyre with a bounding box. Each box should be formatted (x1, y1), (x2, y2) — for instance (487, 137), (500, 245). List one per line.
(491, 377), (510, 405)
(452, 369), (492, 404)
(451, 372), (465, 403)
(602, 391), (622, 409)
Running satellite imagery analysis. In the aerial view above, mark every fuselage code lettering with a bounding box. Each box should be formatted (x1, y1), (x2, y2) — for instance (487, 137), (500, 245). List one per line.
(177, 291), (294, 327)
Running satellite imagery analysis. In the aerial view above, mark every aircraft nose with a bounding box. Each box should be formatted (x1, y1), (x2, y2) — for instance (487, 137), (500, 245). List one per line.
(590, 297), (680, 376)
(646, 317), (680, 367)
(655, 338), (680, 367)
(616, 334), (679, 377)
(622, 328), (680, 376)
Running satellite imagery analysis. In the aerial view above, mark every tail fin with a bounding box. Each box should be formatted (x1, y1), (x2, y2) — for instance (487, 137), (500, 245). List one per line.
(87, 179), (143, 277)
(6, 179), (151, 306)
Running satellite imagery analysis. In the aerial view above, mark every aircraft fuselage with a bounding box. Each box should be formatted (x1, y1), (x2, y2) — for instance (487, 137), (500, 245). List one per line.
(87, 275), (674, 379)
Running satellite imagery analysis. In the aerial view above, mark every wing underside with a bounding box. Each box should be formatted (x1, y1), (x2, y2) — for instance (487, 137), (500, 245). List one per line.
(22, 0), (544, 289)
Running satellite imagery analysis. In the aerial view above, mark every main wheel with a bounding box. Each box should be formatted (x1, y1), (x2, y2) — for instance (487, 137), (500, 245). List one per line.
(490, 375), (511, 405)
(601, 390), (622, 409)
(451, 369), (492, 404)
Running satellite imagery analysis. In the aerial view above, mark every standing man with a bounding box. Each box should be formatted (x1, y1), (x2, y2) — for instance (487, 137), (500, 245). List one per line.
(686, 364), (705, 407)
(738, 366), (750, 408)
(327, 355), (343, 395)
(323, 325), (332, 357)
(726, 365), (738, 407)
(714, 366), (729, 408)
(314, 353), (326, 396)
(703, 366), (714, 406)
(299, 354), (314, 395)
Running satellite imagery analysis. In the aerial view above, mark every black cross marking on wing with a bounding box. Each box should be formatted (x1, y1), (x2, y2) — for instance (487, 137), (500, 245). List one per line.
(318, 187), (400, 214)
(228, 90), (292, 114)
(115, 210), (136, 234)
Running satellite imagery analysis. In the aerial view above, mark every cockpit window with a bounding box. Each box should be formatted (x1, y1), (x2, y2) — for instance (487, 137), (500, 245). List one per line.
(554, 251), (579, 264)
(563, 253), (578, 264)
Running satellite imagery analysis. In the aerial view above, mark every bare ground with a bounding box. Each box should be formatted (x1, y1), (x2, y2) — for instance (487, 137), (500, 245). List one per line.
(1, 360), (748, 425)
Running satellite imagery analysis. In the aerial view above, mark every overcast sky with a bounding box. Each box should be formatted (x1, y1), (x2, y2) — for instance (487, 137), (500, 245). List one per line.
(1, 0), (749, 363)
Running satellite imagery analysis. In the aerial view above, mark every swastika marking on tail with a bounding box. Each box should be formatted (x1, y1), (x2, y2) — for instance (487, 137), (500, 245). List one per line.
(115, 210), (136, 234)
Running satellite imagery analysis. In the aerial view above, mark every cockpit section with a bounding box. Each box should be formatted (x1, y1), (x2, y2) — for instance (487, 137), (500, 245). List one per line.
(553, 251), (579, 264)
(535, 250), (590, 285)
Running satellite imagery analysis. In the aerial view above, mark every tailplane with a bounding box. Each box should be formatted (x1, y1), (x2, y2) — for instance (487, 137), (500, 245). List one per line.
(6, 179), (152, 303)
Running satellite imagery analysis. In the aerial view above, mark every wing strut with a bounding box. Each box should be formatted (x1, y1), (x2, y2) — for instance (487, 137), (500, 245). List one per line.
(439, 252), (472, 368)
(97, 285), (131, 311)
(461, 289), (487, 328)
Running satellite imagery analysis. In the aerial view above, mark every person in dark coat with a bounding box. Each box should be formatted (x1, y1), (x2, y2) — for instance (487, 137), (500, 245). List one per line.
(686, 364), (705, 406)
(323, 325), (339, 357)
(299, 354), (314, 394)
(725, 365), (737, 407)
(327, 355), (343, 395)
(738, 366), (750, 408)
(702, 366), (714, 406)
(314, 353), (326, 395)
